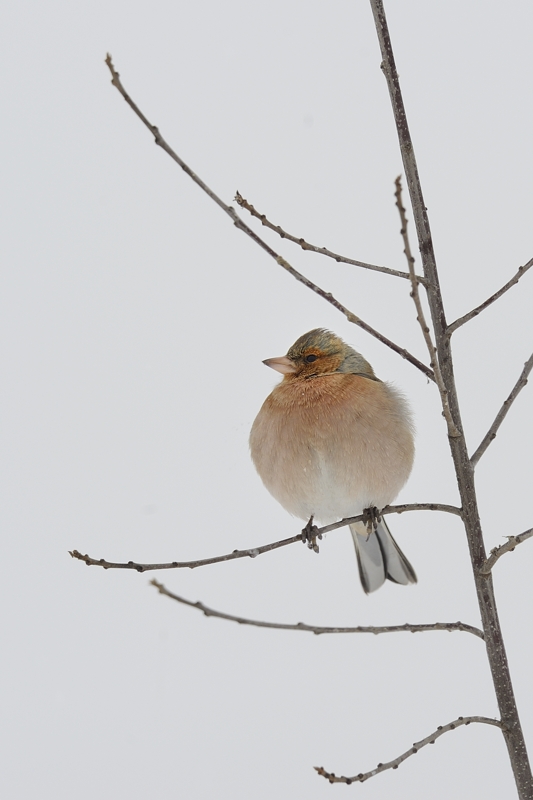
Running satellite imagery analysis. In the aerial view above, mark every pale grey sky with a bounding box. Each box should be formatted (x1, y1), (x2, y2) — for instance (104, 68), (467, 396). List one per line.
(2, 1), (532, 798)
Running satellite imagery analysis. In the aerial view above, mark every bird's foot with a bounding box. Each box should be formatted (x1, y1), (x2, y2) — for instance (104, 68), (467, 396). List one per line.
(301, 516), (322, 553)
(362, 506), (381, 537)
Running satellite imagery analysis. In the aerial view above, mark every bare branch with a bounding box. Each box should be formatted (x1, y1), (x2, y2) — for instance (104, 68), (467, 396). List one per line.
(234, 191), (427, 284)
(275, 255), (435, 379)
(374, 502), (462, 517)
(319, 502), (462, 533)
(394, 177), (461, 437)
(470, 351), (533, 468)
(370, 4), (533, 790)
(69, 502), (461, 572)
(104, 54), (434, 382)
(150, 579), (484, 639)
(315, 716), (504, 785)
(447, 258), (533, 336)
(70, 533), (302, 573)
(480, 529), (533, 576)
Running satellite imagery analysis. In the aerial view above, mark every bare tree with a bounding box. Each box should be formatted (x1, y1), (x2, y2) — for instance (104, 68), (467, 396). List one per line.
(71, 2), (533, 796)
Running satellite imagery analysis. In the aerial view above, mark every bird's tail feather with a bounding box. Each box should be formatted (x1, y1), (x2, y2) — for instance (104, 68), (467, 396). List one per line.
(349, 518), (417, 594)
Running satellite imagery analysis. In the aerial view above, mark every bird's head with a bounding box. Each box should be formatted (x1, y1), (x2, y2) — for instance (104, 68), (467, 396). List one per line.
(263, 329), (377, 380)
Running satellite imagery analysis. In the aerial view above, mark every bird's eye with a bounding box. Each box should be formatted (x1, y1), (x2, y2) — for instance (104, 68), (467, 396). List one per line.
(305, 354), (318, 363)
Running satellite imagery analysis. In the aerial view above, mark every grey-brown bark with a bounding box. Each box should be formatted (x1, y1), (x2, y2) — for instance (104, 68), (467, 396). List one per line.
(370, 1), (533, 796)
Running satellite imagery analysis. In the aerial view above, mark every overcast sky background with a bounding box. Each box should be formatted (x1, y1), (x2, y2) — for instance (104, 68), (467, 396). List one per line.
(2, 1), (533, 798)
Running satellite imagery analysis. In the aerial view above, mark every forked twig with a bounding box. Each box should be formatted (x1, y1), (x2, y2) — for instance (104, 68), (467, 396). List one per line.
(480, 528), (533, 575)
(234, 191), (426, 284)
(470, 351), (533, 467)
(447, 258), (533, 336)
(315, 716), (504, 785)
(104, 54), (434, 382)
(394, 177), (460, 437)
(150, 579), (484, 639)
(69, 502), (461, 572)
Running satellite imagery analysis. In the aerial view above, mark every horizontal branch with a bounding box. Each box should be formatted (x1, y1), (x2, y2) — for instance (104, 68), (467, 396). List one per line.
(315, 716), (504, 785)
(480, 528), (533, 576)
(470, 350), (533, 467)
(447, 257), (533, 335)
(234, 191), (427, 284)
(150, 579), (484, 639)
(319, 502), (462, 534)
(104, 54), (434, 382)
(69, 502), (461, 572)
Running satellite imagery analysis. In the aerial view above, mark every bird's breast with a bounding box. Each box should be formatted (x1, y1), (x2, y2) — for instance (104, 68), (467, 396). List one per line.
(250, 374), (414, 523)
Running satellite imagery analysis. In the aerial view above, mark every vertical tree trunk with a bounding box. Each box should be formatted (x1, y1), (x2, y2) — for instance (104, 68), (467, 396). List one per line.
(369, 2), (533, 797)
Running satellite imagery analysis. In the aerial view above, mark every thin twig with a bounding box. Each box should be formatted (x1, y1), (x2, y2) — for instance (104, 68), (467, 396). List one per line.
(480, 529), (533, 576)
(103, 54), (434, 382)
(150, 580), (484, 639)
(394, 177), (461, 437)
(470, 351), (533, 468)
(315, 716), (504, 785)
(447, 258), (533, 336)
(275, 255), (434, 380)
(70, 534), (302, 573)
(69, 502), (461, 572)
(234, 191), (427, 284)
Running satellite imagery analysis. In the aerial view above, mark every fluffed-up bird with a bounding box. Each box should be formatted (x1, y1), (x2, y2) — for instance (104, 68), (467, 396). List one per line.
(249, 329), (416, 593)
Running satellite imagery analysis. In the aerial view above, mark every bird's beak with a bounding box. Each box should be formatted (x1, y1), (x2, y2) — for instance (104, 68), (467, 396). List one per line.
(262, 355), (297, 375)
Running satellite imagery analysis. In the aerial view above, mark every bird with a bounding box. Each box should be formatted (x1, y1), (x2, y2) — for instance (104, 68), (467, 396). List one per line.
(249, 328), (416, 593)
